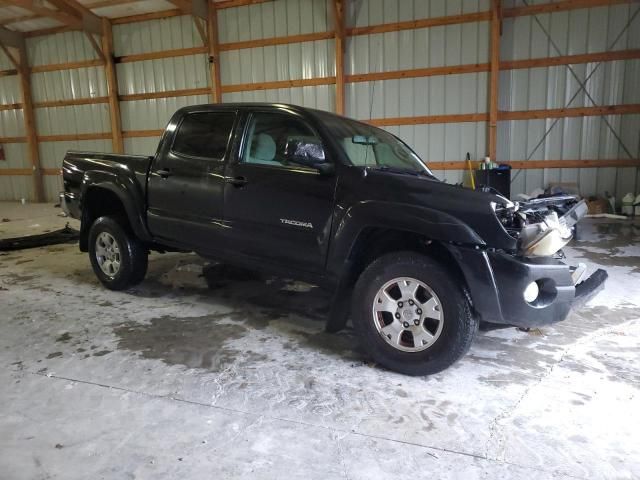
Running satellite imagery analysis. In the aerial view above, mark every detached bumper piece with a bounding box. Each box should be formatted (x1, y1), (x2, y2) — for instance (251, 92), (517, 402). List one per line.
(573, 268), (608, 309)
(0, 224), (79, 252)
(448, 245), (608, 329)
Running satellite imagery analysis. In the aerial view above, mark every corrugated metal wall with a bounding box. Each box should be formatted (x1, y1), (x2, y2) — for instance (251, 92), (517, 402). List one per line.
(346, 0), (490, 185)
(0, 0), (638, 202)
(499, 0), (640, 198)
(0, 47), (29, 201)
(114, 14), (209, 155)
(219, 0), (336, 109)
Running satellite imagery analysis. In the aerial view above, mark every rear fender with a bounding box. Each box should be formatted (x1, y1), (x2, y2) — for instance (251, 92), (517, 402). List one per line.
(80, 170), (151, 243)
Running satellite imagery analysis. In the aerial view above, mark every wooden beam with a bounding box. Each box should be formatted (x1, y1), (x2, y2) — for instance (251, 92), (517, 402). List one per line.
(102, 18), (123, 154)
(84, 32), (105, 61)
(0, 68), (18, 77)
(0, 168), (62, 175)
(488, 0), (500, 162)
(24, 25), (78, 38)
(0, 103), (22, 111)
(0, 25), (25, 49)
(122, 129), (164, 138)
(111, 9), (183, 25)
(33, 96), (109, 109)
(219, 31), (335, 51)
(221, 76), (337, 94)
(500, 104), (640, 121)
(0, 44), (20, 68)
(37, 132), (112, 142)
(348, 11), (491, 36)
(115, 46), (207, 63)
(7, 1), (88, 32)
(207, 1), (222, 102)
(346, 63), (490, 83)
(367, 113), (488, 127)
(40, 0), (103, 34)
(0, 136), (27, 143)
(119, 87), (210, 102)
(30, 59), (105, 73)
(215, 0), (273, 8)
(0, 13), (39, 27)
(502, 0), (635, 18)
(166, 0), (208, 19)
(501, 49), (640, 70)
(332, 0), (345, 115)
(16, 43), (44, 202)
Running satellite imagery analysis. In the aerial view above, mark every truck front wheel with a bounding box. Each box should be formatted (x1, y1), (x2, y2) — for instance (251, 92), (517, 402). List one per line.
(88, 216), (148, 291)
(352, 251), (477, 376)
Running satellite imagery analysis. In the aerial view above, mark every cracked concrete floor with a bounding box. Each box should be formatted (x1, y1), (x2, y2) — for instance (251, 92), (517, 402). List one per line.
(1, 202), (639, 479)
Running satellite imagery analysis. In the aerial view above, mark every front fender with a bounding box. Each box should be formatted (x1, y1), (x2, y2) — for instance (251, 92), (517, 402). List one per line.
(327, 200), (485, 275)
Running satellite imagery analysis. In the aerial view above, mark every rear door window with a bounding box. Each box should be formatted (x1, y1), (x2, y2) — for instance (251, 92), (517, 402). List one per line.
(172, 112), (236, 160)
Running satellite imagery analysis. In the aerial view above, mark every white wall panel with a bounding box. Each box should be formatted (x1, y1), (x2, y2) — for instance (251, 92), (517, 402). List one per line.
(124, 138), (161, 156)
(0, 110), (25, 138)
(222, 85), (335, 112)
(26, 31), (102, 66)
(0, 143), (27, 169)
(347, 0), (490, 28)
(220, 40), (335, 85)
(116, 55), (210, 95)
(347, 22), (490, 74)
(0, 176), (32, 201)
(31, 67), (108, 103)
(39, 140), (112, 169)
(35, 105), (111, 136)
(113, 15), (203, 56)
(499, 2), (639, 198)
(0, 76), (20, 105)
(218, 0), (331, 43)
(120, 94), (211, 131)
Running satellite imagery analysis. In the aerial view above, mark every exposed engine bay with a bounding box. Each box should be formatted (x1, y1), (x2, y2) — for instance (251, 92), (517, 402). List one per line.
(494, 195), (589, 257)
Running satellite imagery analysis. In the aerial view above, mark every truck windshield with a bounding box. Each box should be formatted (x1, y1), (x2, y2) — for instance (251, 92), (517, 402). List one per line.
(316, 112), (432, 175)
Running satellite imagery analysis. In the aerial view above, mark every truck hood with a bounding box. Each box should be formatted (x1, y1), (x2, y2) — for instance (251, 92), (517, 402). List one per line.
(361, 168), (585, 254)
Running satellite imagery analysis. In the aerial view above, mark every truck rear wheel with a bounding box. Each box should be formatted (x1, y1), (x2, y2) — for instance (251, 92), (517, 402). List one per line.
(88, 216), (148, 291)
(351, 251), (477, 376)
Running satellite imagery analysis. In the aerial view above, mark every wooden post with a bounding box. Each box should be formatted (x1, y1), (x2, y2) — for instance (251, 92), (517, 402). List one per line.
(14, 45), (44, 202)
(488, 0), (501, 161)
(332, 0), (345, 115)
(207, 2), (222, 103)
(101, 18), (123, 153)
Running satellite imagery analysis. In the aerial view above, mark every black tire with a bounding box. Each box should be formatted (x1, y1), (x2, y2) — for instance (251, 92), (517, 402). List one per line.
(351, 251), (477, 376)
(88, 216), (148, 291)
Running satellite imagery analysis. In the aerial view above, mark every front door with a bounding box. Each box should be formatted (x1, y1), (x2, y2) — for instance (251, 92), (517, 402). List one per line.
(147, 109), (237, 251)
(223, 111), (337, 274)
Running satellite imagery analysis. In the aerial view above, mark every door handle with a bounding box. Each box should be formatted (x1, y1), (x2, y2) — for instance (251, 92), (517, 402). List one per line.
(226, 176), (247, 187)
(157, 168), (172, 179)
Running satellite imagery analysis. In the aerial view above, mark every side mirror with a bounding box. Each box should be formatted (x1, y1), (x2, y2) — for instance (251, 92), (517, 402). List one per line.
(285, 137), (333, 175)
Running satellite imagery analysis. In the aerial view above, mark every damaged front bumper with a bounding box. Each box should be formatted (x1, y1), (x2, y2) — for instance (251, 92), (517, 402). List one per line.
(447, 245), (608, 329)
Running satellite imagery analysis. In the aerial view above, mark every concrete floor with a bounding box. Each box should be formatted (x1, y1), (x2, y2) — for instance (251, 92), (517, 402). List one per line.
(1, 202), (639, 479)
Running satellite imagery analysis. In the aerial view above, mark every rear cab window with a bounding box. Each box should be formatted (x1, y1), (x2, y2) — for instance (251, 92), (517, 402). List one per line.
(171, 111), (236, 160)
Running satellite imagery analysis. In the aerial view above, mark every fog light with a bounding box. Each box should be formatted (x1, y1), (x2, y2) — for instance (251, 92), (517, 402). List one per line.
(523, 281), (540, 303)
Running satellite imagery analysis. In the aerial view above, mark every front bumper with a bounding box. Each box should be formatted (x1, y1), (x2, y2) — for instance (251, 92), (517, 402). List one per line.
(448, 246), (607, 328)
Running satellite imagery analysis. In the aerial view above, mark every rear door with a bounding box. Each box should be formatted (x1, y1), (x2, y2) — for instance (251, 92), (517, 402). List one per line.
(147, 109), (237, 251)
(223, 110), (337, 273)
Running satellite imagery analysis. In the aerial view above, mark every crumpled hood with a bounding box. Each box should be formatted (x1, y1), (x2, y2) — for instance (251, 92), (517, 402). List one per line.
(362, 169), (518, 250)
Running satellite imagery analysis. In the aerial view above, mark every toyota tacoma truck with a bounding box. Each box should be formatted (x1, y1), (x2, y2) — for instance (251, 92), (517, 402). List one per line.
(61, 103), (607, 375)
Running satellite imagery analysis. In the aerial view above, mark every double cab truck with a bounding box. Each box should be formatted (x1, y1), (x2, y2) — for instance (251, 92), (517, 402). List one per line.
(61, 103), (607, 375)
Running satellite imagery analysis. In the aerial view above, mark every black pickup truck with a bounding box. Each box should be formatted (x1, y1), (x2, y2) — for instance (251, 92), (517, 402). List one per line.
(61, 103), (607, 375)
